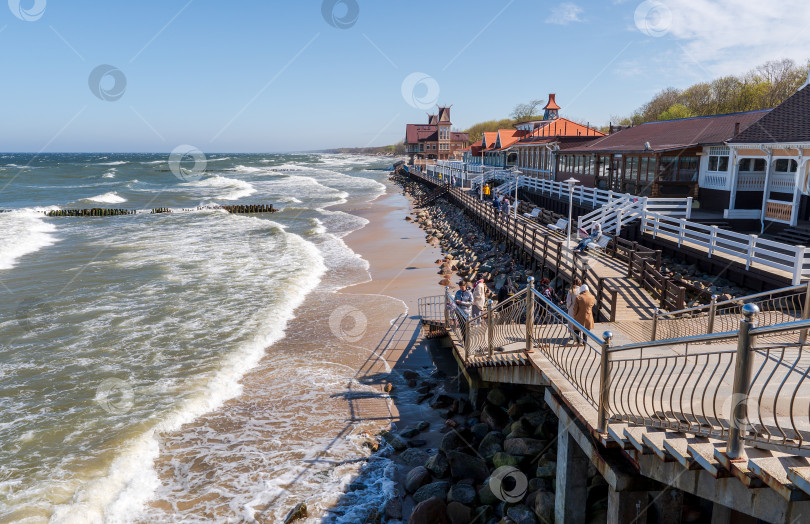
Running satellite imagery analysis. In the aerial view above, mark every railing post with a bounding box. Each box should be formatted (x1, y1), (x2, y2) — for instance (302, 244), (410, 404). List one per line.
(651, 308), (659, 341)
(707, 294), (718, 335)
(792, 245), (805, 285)
(800, 281), (810, 343)
(727, 303), (759, 460)
(597, 331), (613, 433)
(487, 299), (495, 357)
(525, 277), (535, 353)
(746, 235), (757, 270)
(616, 209), (623, 236)
(678, 218), (686, 247)
(709, 225), (718, 258)
(444, 287), (450, 327)
(686, 196), (693, 219)
(463, 316), (471, 364)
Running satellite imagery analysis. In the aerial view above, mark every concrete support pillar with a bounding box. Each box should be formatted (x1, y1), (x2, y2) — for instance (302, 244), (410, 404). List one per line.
(607, 485), (648, 524)
(710, 503), (731, 524)
(555, 418), (588, 524)
(651, 488), (683, 524)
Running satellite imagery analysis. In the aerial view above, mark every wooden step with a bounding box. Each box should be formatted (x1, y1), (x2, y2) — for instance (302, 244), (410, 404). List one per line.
(687, 441), (732, 478)
(748, 456), (810, 501)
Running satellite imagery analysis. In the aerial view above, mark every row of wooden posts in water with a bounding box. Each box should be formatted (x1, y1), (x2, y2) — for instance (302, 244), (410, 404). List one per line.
(41, 204), (276, 217)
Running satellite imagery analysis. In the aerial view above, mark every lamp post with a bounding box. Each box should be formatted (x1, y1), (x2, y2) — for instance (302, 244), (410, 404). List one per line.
(564, 177), (579, 252)
(512, 168), (522, 220)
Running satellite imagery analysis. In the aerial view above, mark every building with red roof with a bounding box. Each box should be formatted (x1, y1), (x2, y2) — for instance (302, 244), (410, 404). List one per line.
(404, 106), (469, 166)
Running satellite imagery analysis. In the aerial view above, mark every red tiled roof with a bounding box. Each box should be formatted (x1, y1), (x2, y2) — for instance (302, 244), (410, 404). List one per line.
(729, 84), (810, 144)
(451, 132), (469, 142)
(544, 93), (560, 111)
(481, 132), (498, 148)
(563, 110), (770, 154)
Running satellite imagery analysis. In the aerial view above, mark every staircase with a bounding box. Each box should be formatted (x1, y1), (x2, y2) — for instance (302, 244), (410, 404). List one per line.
(416, 185), (447, 207)
(763, 226), (810, 246)
(577, 196), (647, 235)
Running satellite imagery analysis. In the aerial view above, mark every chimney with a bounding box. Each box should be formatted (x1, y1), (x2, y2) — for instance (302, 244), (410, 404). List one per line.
(734, 122), (740, 136)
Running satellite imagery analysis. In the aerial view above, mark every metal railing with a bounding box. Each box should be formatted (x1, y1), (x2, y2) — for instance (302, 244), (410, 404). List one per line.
(417, 295), (445, 323)
(607, 305), (810, 454)
(652, 282), (810, 341)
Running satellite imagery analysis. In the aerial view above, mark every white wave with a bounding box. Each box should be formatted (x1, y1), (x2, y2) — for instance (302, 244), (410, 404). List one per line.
(206, 157), (231, 163)
(0, 209), (59, 270)
(97, 161), (128, 166)
(102, 169), (117, 179)
(52, 230), (328, 524)
(83, 192), (127, 204)
(185, 175), (257, 201)
(140, 160), (164, 165)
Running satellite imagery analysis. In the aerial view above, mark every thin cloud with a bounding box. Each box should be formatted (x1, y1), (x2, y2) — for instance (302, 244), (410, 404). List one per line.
(663, 0), (810, 75)
(546, 2), (584, 25)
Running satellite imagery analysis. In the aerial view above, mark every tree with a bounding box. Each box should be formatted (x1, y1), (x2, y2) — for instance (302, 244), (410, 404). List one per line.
(658, 103), (694, 121)
(510, 99), (543, 122)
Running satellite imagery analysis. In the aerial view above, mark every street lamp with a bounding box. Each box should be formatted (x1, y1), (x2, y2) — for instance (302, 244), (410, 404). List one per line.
(512, 168), (522, 220)
(564, 177), (579, 252)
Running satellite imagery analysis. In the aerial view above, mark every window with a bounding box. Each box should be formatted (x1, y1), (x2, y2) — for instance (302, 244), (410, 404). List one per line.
(739, 158), (766, 172)
(775, 159), (798, 173)
(708, 155), (729, 172)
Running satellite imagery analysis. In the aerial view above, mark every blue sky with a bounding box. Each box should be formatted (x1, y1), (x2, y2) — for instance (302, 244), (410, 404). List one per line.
(0, 0), (807, 152)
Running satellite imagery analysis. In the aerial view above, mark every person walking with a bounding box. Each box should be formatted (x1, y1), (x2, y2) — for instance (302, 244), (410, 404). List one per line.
(565, 278), (582, 343)
(493, 195), (501, 216)
(502, 198), (511, 221)
(572, 284), (596, 344)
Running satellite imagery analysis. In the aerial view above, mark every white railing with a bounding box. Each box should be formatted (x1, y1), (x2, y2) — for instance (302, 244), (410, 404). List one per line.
(737, 172), (766, 190)
(702, 172), (729, 190)
(771, 173), (796, 193)
(641, 213), (810, 284)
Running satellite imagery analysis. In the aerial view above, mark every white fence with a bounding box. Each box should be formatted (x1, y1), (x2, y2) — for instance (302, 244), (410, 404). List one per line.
(641, 214), (810, 284)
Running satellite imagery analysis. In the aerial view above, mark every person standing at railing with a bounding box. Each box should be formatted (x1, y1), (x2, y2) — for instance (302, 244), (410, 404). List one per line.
(493, 195), (501, 215)
(471, 277), (489, 325)
(454, 281), (473, 319)
(574, 223), (602, 253)
(565, 278), (582, 343)
(573, 284), (596, 345)
(503, 198), (511, 221)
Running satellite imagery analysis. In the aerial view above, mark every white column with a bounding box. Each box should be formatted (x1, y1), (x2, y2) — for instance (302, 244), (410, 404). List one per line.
(760, 150), (774, 233)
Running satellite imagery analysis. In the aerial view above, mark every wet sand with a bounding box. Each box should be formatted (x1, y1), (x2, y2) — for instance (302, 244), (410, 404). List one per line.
(142, 181), (448, 521)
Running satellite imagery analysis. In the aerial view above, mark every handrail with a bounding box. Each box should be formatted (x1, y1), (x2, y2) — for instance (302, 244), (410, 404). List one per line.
(750, 317), (810, 336)
(532, 288), (604, 345)
(662, 283), (808, 318)
(609, 329), (739, 353)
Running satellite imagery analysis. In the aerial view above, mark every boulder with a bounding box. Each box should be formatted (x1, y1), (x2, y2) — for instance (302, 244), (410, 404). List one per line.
(283, 502), (307, 523)
(507, 504), (538, 524)
(430, 394), (454, 409)
(445, 501), (472, 524)
(384, 496), (402, 520)
(535, 460), (556, 479)
(447, 483), (476, 505)
(471, 423), (490, 440)
(447, 451), (489, 482)
(440, 430), (472, 455)
(472, 505), (494, 523)
(382, 431), (408, 451)
(409, 496), (448, 524)
(486, 389), (508, 407)
(400, 448), (430, 467)
(477, 480), (500, 506)
(504, 438), (547, 457)
(413, 481), (450, 504)
(480, 405), (508, 431)
(426, 453), (450, 478)
(492, 452), (521, 468)
(533, 491), (555, 523)
(478, 431), (504, 460)
(400, 427), (421, 439)
(405, 466), (431, 494)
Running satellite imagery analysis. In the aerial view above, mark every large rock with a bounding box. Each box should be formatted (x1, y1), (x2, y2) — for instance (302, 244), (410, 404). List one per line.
(533, 491), (555, 523)
(440, 430), (473, 455)
(471, 422), (490, 440)
(480, 405), (508, 431)
(400, 448), (430, 467)
(504, 438), (548, 457)
(430, 394), (454, 409)
(507, 504), (538, 524)
(409, 496), (448, 524)
(446, 501), (472, 524)
(477, 480), (500, 506)
(492, 452), (521, 468)
(478, 431), (504, 460)
(426, 453), (450, 478)
(486, 389), (507, 407)
(447, 451), (489, 482)
(413, 481), (450, 504)
(384, 496), (402, 520)
(405, 466), (431, 494)
(447, 483), (476, 505)
(535, 457), (557, 479)
(382, 431), (408, 451)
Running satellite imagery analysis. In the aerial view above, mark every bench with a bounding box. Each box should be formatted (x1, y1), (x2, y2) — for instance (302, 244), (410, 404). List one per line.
(546, 218), (568, 235)
(587, 235), (612, 254)
(523, 207), (542, 220)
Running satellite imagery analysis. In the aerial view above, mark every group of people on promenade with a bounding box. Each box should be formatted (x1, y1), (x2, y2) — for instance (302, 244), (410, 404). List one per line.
(451, 275), (595, 347)
(491, 193), (512, 220)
